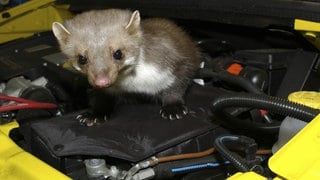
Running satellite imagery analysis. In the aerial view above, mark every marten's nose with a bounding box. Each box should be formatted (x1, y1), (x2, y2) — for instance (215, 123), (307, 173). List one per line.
(95, 76), (110, 88)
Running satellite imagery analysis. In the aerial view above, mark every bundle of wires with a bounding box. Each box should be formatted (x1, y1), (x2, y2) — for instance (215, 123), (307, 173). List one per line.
(124, 145), (272, 179)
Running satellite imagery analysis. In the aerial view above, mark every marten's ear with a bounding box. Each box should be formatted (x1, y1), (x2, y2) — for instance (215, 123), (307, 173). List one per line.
(52, 22), (71, 45)
(125, 10), (141, 35)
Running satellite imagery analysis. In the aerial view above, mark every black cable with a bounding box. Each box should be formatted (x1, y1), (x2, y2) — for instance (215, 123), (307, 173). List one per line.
(197, 70), (264, 94)
(198, 68), (280, 125)
(213, 135), (251, 172)
(210, 93), (320, 134)
(211, 93), (319, 122)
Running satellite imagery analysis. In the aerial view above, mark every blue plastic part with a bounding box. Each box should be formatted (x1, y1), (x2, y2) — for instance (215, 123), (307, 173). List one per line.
(171, 161), (230, 173)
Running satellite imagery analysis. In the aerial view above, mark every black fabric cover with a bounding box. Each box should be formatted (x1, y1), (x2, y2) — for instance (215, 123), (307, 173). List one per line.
(29, 84), (226, 162)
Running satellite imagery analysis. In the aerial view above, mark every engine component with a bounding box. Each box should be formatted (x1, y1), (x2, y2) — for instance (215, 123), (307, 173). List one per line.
(153, 155), (228, 179)
(84, 159), (126, 179)
(0, 111), (14, 124)
(132, 168), (155, 180)
(0, 76), (58, 124)
(272, 116), (307, 153)
(211, 92), (320, 133)
(28, 104), (219, 167)
(272, 91), (320, 153)
(85, 159), (107, 178)
(125, 158), (157, 180)
(213, 135), (263, 173)
(197, 70), (263, 94)
(1, 76), (48, 97)
(0, 94), (57, 112)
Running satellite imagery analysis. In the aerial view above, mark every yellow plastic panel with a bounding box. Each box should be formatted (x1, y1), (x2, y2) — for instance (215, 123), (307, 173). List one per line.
(0, 0), (72, 43)
(295, 19), (320, 32)
(0, 0), (55, 24)
(294, 19), (320, 50)
(0, 121), (19, 136)
(0, 122), (71, 180)
(288, 91), (320, 110)
(269, 114), (320, 179)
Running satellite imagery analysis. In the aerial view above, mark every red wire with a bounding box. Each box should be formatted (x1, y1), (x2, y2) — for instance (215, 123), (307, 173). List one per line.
(0, 95), (57, 112)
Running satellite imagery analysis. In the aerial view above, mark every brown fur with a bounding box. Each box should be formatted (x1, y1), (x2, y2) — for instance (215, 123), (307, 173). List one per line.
(52, 9), (202, 120)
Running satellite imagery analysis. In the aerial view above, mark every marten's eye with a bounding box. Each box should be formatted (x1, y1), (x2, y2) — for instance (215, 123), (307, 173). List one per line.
(78, 55), (88, 65)
(113, 50), (123, 60)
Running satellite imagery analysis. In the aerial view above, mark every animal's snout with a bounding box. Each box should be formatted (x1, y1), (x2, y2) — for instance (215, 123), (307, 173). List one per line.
(94, 75), (111, 88)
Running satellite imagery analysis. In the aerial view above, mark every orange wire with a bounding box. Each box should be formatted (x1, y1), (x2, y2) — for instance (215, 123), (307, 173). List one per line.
(158, 148), (215, 163)
(256, 149), (273, 155)
(156, 148), (273, 163)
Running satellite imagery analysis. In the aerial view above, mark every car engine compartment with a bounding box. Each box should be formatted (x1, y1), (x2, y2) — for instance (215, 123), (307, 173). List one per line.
(1, 16), (320, 180)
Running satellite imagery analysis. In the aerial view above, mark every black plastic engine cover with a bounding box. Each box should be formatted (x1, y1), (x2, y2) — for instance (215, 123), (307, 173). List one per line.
(29, 84), (227, 163)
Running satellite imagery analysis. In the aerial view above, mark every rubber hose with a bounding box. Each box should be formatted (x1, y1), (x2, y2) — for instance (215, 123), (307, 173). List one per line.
(212, 93), (320, 122)
(218, 113), (281, 133)
(214, 135), (250, 172)
(46, 82), (71, 102)
(197, 70), (263, 94)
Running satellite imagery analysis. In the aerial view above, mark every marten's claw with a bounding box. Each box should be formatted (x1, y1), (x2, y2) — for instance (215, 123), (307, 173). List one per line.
(76, 112), (107, 126)
(160, 104), (188, 120)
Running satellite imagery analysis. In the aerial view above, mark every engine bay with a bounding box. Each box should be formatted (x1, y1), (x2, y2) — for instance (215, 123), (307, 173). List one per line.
(1, 17), (320, 180)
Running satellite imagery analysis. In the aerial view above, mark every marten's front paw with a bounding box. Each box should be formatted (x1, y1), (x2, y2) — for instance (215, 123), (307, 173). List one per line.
(160, 104), (188, 120)
(76, 112), (108, 126)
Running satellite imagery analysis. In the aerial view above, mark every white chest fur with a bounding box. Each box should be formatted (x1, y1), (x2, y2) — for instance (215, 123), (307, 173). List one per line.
(118, 60), (176, 95)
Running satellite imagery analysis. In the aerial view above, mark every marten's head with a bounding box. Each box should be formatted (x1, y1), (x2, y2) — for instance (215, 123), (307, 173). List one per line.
(52, 9), (142, 88)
